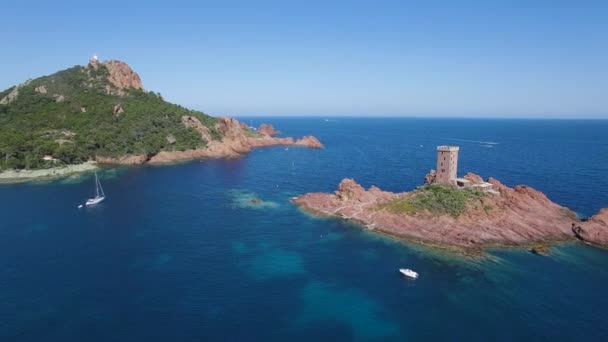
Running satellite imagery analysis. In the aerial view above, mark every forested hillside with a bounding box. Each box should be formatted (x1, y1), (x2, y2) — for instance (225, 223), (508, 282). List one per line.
(0, 60), (219, 170)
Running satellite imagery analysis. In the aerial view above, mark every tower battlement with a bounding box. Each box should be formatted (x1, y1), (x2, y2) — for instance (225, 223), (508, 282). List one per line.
(437, 146), (460, 152)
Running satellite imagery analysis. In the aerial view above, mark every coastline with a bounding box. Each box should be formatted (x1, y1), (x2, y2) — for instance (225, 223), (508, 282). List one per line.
(0, 118), (323, 183)
(0, 162), (98, 184)
(293, 198), (562, 256)
(291, 177), (608, 254)
(94, 117), (322, 166)
(0, 140), (308, 183)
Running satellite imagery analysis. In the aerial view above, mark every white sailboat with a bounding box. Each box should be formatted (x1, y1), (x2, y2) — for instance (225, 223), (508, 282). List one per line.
(85, 173), (105, 206)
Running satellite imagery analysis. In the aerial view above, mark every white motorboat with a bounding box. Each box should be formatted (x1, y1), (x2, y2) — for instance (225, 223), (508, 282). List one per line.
(399, 268), (418, 279)
(85, 172), (105, 206)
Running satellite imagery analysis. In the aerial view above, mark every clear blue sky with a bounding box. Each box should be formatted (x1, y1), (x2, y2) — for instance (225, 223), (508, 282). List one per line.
(2, 0), (607, 118)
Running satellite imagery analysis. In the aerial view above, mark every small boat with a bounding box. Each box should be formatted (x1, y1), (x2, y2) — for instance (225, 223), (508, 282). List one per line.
(399, 268), (418, 279)
(85, 172), (105, 206)
(78, 204), (83, 209)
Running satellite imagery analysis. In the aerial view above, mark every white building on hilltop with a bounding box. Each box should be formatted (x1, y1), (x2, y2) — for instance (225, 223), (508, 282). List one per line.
(89, 54), (99, 66)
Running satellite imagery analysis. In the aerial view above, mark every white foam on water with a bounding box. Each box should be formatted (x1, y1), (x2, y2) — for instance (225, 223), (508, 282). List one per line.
(440, 137), (499, 145)
(228, 189), (280, 210)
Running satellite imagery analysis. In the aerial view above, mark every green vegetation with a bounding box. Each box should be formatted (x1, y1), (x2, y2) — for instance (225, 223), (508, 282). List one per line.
(0, 85), (16, 100)
(0, 64), (221, 170)
(245, 130), (263, 138)
(380, 184), (485, 217)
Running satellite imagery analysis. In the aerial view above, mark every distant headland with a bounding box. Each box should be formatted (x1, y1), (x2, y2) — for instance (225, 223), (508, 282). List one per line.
(0, 56), (322, 182)
(292, 146), (608, 254)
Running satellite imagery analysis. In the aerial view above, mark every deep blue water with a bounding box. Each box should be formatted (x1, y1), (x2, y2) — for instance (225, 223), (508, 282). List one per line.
(1, 118), (607, 341)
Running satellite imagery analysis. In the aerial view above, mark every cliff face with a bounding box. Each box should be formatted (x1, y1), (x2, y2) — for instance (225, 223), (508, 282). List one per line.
(292, 175), (608, 252)
(580, 208), (608, 245)
(103, 60), (144, 93)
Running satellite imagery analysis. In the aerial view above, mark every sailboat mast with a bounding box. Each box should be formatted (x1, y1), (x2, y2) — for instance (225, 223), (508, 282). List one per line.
(94, 173), (100, 198)
(98, 175), (105, 197)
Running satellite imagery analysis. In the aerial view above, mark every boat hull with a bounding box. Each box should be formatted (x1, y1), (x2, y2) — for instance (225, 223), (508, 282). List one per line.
(399, 268), (418, 279)
(85, 196), (105, 206)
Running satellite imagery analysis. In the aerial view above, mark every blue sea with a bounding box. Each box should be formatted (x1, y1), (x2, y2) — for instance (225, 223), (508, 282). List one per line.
(1, 118), (607, 341)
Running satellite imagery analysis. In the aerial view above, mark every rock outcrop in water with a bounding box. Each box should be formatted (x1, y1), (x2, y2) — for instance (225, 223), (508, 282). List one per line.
(578, 209), (608, 245)
(291, 174), (608, 253)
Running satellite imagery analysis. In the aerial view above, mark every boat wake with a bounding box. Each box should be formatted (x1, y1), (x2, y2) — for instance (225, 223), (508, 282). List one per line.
(440, 138), (499, 145)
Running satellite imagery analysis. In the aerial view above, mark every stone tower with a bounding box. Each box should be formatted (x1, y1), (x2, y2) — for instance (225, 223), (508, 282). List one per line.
(436, 146), (459, 185)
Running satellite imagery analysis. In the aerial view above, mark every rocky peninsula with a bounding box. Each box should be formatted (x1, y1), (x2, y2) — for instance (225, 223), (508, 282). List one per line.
(96, 119), (322, 165)
(0, 119), (321, 182)
(0, 56), (322, 181)
(292, 172), (608, 254)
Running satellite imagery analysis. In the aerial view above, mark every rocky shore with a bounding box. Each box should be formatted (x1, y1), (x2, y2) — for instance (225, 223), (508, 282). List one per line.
(0, 162), (98, 183)
(95, 117), (323, 165)
(0, 119), (322, 183)
(291, 173), (608, 253)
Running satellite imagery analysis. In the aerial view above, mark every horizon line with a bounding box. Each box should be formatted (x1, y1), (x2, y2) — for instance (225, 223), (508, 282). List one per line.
(228, 114), (608, 120)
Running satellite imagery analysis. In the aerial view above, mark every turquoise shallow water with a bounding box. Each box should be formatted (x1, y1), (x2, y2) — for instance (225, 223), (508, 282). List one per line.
(1, 118), (607, 341)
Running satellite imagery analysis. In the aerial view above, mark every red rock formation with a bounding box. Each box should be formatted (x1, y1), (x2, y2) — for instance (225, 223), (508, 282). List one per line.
(102, 60), (143, 94)
(295, 136), (323, 148)
(96, 155), (150, 165)
(335, 179), (366, 201)
(291, 174), (608, 252)
(463, 172), (484, 183)
(580, 208), (608, 245)
(424, 170), (436, 185)
(99, 116), (323, 165)
(257, 124), (279, 136)
(239, 122), (250, 131)
(182, 115), (214, 142)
